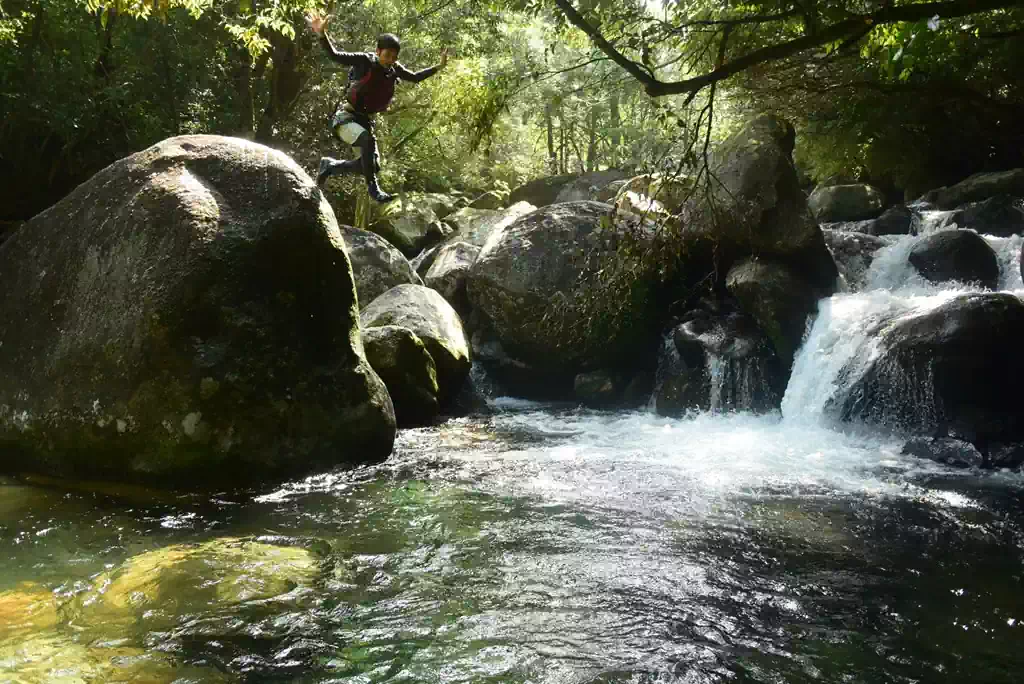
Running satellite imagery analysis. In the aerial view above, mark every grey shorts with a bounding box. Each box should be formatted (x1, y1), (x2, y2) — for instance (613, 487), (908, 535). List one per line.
(331, 108), (368, 156)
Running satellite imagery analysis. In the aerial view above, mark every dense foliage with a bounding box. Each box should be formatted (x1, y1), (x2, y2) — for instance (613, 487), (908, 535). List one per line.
(0, 0), (1020, 223)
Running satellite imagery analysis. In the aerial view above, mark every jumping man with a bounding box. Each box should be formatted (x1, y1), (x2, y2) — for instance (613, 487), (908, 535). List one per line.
(308, 11), (447, 203)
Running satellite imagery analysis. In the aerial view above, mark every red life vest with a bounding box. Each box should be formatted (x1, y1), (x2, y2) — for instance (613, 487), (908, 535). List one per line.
(347, 59), (397, 114)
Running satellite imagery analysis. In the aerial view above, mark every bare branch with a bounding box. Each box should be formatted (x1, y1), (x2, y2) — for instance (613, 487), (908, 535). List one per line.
(550, 0), (659, 91)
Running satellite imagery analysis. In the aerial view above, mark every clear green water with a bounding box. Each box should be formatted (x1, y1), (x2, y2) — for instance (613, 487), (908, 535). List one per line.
(1, 407), (1022, 683)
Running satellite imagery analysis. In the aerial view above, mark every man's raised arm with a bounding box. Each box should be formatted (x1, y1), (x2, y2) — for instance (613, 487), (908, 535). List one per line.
(307, 12), (368, 67)
(394, 48), (448, 83)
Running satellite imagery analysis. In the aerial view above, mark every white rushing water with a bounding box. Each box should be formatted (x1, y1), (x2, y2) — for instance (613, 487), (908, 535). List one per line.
(421, 220), (1024, 512)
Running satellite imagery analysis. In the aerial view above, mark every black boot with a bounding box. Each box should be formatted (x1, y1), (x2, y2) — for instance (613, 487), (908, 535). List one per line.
(366, 176), (396, 204)
(361, 148), (395, 203)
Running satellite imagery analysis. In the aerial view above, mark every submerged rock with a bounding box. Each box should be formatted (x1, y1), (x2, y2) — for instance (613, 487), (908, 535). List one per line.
(64, 537), (325, 633)
(902, 436), (985, 468)
(0, 134), (395, 488)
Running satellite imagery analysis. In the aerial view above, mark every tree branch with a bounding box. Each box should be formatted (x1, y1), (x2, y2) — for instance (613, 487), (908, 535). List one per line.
(554, 0), (1023, 97)
(550, 0), (658, 91)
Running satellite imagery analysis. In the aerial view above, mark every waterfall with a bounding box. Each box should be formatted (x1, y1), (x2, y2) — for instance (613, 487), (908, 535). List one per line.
(781, 222), (1023, 424)
(707, 354), (779, 413)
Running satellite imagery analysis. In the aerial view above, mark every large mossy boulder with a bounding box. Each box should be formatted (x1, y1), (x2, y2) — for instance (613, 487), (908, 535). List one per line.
(0, 135), (396, 488)
(361, 284), (471, 402)
(366, 195), (446, 256)
(341, 225), (423, 308)
(679, 114), (838, 293)
(466, 201), (662, 375)
(834, 293), (1024, 446)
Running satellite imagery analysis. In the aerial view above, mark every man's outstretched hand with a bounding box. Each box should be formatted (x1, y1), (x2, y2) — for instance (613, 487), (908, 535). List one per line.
(306, 11), (328, 35)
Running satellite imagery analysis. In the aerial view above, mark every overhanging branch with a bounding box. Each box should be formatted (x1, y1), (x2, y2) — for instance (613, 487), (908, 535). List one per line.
(554, 0), (1023, 97)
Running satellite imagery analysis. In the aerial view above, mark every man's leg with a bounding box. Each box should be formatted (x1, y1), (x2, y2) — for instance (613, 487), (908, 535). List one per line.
(317, 157), (362, 187)
(317, 122), (367, 187)
(355, 130), (394, 203)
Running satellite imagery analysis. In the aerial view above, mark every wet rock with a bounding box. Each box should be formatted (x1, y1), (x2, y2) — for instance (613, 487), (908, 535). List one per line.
(869, 204), (915, 236)
(902, 437), (984, 468)
(363, 325), (440, 426)
(341, 225), (423, 309)
(809, 183), (887, 222)
(822, 229), (887, 291)
(653, 300), (786, 416)
(908, 229), (999, 289)
(947, 195), (1024, 237)
(361, 284), (472, 403)
(726, 257), (821, 367)
(835, 293), (1024, 446)
(574, 369), (619, 407)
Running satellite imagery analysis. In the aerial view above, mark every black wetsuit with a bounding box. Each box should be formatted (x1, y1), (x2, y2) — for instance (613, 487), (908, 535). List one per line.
(320, 34), (440, 126)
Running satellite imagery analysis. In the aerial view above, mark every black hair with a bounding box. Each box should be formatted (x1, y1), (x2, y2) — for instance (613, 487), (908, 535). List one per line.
(376, 33), (401, 53)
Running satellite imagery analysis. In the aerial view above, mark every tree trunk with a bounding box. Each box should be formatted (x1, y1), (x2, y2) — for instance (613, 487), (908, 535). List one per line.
(545, 103), (557, 174)
(558, 116), (566, 174)
(93, 7), (117, 80)
(255, 29), (309, 143)
(233, 48), (263, 139)
(609, 92), (621, 168)
(586, 104), (598, 172)
(569, 120), (585, 173)
(155, 23), (180, 134)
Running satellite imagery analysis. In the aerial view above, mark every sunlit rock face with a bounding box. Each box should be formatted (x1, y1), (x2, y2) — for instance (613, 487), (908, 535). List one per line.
(0, 134), (395, 488)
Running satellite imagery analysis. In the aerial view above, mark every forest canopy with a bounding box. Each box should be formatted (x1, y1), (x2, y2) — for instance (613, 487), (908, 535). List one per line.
(0, 0), (1020, 222)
